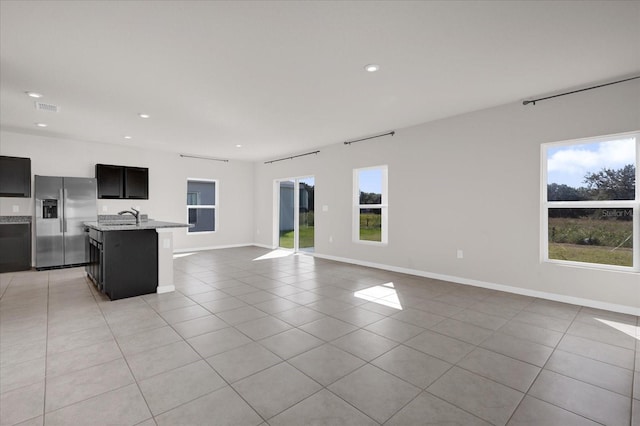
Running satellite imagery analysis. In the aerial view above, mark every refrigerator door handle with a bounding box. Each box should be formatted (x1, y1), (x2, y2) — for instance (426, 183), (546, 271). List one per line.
(63, 188), (68, 233)
(60, 188), (64, 233)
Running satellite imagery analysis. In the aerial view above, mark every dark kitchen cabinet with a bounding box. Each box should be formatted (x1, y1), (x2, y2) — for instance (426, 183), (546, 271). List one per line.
(0, 223), (31, 272)
(0, 156), (31, 197)
(86, 228), (158, 300)
(96, 164), (124, 198)
(96, 164), (148, 199)
(124, 167), (148, 199)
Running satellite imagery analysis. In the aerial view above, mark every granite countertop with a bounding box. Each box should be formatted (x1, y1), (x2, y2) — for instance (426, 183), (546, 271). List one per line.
(0, 216), (32, 224)
(85, 220), (190, 231)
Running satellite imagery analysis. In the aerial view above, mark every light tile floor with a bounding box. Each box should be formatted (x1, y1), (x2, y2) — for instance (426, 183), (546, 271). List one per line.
(1, 246), (638, 425)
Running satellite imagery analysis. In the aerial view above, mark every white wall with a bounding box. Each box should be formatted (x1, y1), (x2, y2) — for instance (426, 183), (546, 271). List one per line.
(0, 131), (254, 253)
(253, 79), (640, 312)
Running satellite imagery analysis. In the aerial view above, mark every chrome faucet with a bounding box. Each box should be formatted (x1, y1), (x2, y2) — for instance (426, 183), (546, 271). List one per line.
(118, 207), (140, 225)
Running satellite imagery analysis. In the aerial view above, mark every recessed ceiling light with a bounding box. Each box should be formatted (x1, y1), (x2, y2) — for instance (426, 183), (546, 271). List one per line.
(124, 135), (132, 140)
(35, 122), (48, 127)
(26, 91), (43, 98)
(364, 64), (380, 72)
(236, 144), (242, 148)
(138, 113), (150, 119)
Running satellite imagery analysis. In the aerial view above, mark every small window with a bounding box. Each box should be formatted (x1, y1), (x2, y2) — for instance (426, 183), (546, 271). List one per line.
(354, 166), (388, 244)
(542, 133), (638, 270)
(187, 179), (217, 233)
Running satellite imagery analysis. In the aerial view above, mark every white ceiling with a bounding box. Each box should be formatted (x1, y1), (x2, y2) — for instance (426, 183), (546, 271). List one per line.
(1, 1), (639, 161)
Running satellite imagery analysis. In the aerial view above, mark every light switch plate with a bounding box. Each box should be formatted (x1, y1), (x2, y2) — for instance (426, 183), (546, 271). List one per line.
(163, 238), (171, 249)
(322, 205), (329, 212)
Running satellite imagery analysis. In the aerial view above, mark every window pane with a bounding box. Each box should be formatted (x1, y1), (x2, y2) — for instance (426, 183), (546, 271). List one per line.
(187, 181), (216, 205)
(188, 208), (215, 232)
(359, 169), (383, 204)
(547, 138), (636, 201)
(360, 208), (382, 242)
(548, 208), (633, 267)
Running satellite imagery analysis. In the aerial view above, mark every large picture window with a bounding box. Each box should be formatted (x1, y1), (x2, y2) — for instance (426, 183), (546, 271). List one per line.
(542, 132), (638, 270)
(354, 166), (388, 244)
(187, 179), (217, 233)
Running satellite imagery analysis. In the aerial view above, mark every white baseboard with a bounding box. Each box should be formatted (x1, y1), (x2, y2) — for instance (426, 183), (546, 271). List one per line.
(174, 243), (255, 253)
(253, 243), (278, 250)
(157, 285), (175, 294)
(312, 253), (640, 316)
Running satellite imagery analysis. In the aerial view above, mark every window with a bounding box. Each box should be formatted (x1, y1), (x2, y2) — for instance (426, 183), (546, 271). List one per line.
(354, 165), (388, 244)
(542, 132), (638, 270)
(187, 179), (217, 233)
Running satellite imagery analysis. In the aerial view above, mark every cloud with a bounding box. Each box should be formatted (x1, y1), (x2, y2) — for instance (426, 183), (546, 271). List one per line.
(548, 138), (635, 175)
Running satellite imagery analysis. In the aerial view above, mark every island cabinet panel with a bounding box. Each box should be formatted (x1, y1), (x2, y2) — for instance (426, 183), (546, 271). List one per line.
(87, 229), (158, 300)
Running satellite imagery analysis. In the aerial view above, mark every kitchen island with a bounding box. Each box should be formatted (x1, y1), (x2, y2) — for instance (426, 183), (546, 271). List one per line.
(85, 220), (189, 300)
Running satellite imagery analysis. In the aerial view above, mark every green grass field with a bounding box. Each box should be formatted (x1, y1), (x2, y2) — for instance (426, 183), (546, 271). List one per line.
(360, 213), (382, 242)
(279, 226), (314, 249)
(548, 217), (633, 266)
(549, 243), (632, 267)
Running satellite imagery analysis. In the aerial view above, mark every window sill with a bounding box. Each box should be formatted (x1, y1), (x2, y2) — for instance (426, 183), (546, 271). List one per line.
(543, 258), (638, 273)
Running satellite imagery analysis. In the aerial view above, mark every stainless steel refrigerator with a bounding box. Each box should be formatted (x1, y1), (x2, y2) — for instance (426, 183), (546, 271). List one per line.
(35, 176), (97, 269)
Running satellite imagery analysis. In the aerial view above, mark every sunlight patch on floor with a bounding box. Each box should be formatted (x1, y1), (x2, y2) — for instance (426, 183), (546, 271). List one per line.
(596, 318), (639, 341)
(253, 249), (294, 261)
(173, 252), (197, 259)
(354, 282), (403, 310)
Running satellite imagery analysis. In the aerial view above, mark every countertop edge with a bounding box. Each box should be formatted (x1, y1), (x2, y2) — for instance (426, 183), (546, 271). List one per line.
(85, 221), (190, 231)
(0, 216), (32, 224)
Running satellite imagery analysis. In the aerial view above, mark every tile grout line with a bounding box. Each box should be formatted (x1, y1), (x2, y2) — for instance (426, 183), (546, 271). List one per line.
(7, 251), (635, 426)
(90, 276), (157, 425)
(41, 271), (50, 423)
(159, 287), (273, 425)
(504, 304), (616, 426)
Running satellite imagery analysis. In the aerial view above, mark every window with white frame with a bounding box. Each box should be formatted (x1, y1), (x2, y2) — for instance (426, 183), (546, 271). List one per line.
(187, 179), (217, 233)
(542, 132), (638, 271)
(354, 165), (388, 244)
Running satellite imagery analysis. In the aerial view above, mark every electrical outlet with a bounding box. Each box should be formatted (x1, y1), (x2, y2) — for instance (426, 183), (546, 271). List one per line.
(322, 205), (329, 212)
(12, 205), (19, 213)
(163, 238), (171, 249)
(329, 235), (333, 243)
(457, 249), (464, 259)
(102, 205), (108, 212)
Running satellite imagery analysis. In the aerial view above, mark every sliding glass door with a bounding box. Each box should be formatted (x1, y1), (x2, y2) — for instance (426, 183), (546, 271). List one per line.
(298, 177), (315, 252)
(278, 176), (315, 252)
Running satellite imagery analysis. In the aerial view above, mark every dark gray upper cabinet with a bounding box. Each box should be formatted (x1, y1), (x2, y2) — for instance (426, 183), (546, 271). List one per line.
(96, 164), (148, 199)
(0, 156), (31, 197)
(124, 167), (149, 199)
(96, 164), (124, 199)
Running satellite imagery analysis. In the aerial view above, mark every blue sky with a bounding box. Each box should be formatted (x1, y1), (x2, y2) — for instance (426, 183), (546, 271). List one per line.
(547, 137), (635, 188)
(359, 169), (382, 194)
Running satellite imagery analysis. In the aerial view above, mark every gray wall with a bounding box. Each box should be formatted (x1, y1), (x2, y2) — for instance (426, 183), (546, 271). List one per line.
(253, 79), (640, 312)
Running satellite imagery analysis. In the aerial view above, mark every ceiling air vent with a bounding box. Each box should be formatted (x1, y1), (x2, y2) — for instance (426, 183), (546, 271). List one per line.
(34, 102), (60, 112)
